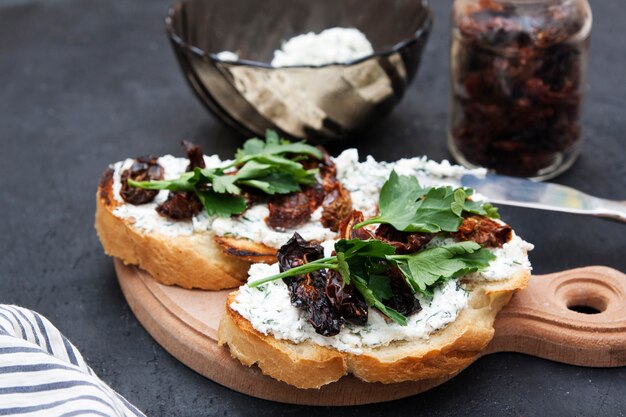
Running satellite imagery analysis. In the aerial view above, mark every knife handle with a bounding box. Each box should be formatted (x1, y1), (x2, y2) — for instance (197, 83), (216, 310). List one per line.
(593, 199), (626, 223)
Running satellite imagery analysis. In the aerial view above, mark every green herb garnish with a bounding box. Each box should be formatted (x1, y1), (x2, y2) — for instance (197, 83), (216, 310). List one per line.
(248, 239), (495, 325)
(354, 171), (498, 232)
(462, 190), (500, 219)
(129, 130), (322, 217)
(391, 241), (495, 296)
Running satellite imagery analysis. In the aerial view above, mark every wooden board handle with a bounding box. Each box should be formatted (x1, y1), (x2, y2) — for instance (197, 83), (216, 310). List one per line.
(487, 266), (626, 367)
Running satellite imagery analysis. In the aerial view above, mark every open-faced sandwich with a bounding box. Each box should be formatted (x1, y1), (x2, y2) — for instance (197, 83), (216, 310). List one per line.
(96, 131), (357, 289)
(96, 131), (497, 291)
(218, 170), (533, 388)
(96, 131), (532, 387)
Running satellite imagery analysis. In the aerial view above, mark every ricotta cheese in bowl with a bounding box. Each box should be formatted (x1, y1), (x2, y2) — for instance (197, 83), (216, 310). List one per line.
(270, 27), (374, 67)
(216, 27), (374, 67)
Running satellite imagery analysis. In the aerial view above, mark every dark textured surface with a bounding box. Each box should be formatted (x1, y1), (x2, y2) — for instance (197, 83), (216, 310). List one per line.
(0, 0), (624, 416)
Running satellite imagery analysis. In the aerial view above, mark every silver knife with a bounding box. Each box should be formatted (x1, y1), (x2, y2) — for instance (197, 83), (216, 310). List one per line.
(460, 174), (626, 223)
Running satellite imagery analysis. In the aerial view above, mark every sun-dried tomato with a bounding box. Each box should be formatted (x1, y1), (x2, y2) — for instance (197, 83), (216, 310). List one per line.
(181, 140), (206, 171)
(156, 140), (206, 220)
(155, 192), (203, 220)
(325, 270), (368, 326)
(384, 268), (421, 316)
(278, 234), (342, 337)
(305, 182), (325, 208)
(264, 146), (354, 231)
(320, 183), (353, 232)
(242, 189), (266, 209)
(119, 156), (164, 205)
(450, 0), (589, 177)
(338, 210), (376, 241)
(452, 214), (512, 247)
(374, 224), (433, 254)
(267, 190), (316, 230)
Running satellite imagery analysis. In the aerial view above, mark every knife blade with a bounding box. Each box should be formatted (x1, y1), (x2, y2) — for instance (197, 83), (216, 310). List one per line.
(459, 174), (626, 223)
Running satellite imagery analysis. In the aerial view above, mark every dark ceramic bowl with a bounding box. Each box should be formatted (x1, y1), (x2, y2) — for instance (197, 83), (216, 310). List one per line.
(166, 0), (433, 143)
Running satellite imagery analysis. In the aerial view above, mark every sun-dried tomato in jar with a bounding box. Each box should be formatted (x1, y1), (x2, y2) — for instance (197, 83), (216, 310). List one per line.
(448, 0), (592, 179)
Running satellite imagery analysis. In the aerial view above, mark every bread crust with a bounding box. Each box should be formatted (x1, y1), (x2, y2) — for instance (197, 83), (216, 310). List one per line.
(218, 269), (530, 389)
(214, 236), (277, 264)
(95, 168), (252, 290)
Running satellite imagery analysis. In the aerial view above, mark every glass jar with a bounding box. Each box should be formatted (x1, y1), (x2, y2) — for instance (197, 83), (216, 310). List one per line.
(448, 0), (592, 179)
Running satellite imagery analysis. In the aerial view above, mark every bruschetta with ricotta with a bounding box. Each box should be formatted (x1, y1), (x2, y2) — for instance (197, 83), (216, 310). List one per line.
(96, 132), (354, 290)
(96, 131), (507, 291)
(218, 170), (533, 388)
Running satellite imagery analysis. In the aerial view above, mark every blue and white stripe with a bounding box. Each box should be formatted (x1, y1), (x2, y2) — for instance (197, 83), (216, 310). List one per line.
(0, 305), (144, 417)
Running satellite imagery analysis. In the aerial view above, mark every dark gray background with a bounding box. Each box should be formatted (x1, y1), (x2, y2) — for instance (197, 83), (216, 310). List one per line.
(1, 0), (625, 416)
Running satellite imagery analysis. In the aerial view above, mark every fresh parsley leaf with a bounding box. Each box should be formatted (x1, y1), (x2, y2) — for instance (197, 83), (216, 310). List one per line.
(238, 176), (299, 195)
(235, 138), (266, 159)
(461, 188), (500, 218)
(391, 241), (495, 295)
(196, 190), (246, 217)
(334, 238), (396, 258)
(128, 172), (195, 192)
(356, 171), (466, 233)
(129, 131), (322, 217)
(355, 171), (424, 231)
(234, 160), (307, 194)
(463, 198), (500, 219)
(336, 252), (350, 285)
(265, 129), (280, 144)
(235, 130), (322, 161)
(402, 186), (468, 232)
(355, 171), (501, 232)
(368, 275), (393, 300)
(210, 173), (240, 195)
(231, 160), (272, 180)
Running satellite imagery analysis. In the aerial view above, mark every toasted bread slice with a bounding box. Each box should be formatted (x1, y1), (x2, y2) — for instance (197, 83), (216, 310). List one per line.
(214, 236), (277, 264)
(218, 269), (529, 388)
(96, 168), (256, 290)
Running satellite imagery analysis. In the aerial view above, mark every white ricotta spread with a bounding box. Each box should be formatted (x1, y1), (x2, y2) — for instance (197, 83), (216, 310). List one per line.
(232, 263), (469, 355)
(211, 205), (336, 249)
(270, 28), (374, 67)
(467, 235), (534, 281)
(424, 235), (533, 282)
(215, 27), (374, 67)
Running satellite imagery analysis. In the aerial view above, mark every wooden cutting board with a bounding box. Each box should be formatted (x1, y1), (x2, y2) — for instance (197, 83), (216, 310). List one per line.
(115, 260), (626, 406)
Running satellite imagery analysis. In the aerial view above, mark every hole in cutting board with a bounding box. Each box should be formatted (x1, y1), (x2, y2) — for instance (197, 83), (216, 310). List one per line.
(554, 277), (614, 316)
(565, 296), (607, 315)
(567, 304), (601, 314)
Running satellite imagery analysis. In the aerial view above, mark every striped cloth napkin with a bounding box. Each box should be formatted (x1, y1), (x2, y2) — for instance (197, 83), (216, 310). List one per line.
(0, 305), (145, 417)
